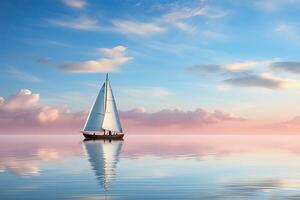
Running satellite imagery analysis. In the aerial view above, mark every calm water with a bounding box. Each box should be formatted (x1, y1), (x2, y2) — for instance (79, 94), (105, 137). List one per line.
(1, 134), (300, 199)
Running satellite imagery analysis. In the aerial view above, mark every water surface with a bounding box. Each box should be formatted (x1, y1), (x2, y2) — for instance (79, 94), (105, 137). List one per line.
(1, 134), (300, 199)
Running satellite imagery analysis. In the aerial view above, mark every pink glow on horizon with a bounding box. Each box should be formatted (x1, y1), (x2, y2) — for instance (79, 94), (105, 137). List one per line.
(0, 89), (300, 134)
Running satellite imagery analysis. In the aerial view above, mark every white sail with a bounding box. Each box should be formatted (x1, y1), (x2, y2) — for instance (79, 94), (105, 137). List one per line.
(83, 83), (106, 131)
(102, 78), (123, 133)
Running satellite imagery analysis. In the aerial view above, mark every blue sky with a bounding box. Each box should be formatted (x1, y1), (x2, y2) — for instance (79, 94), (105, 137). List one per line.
(1, 0), (300, 122)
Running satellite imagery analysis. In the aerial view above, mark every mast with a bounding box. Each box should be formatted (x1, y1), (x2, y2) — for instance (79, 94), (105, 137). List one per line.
(105, 73), (108, 111)
(103, 73), (108, 135)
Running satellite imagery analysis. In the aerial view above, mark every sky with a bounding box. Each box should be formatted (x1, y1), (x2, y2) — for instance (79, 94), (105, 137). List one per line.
(1, 0), (300, 134)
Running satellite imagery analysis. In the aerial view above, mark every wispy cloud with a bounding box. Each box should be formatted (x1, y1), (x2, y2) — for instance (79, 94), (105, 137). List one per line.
(61, 0), (87, 9)
(49, 16), (102, 31)
(111, 20), (166, 36)
(186, 60), (270, 75)
(254, 0), (300, 12)
(59, 45), (132, 73)
(187, 60), (300, 90)
(7, 67), (42, 82)
(223, 73), (300, 90)
(271, 61), (300, 74)
(50, 1), (227, 35)
(49, 16), (165, 36)
(121, 107), (245, 129)
(161, 4), (228, 32)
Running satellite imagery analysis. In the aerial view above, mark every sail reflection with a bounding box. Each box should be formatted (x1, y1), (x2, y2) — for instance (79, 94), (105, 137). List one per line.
(83, 140), (123, 191)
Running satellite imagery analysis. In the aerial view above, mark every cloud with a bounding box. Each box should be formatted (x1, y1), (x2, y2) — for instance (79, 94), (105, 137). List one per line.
(62, 0), (86, 9)
(0, 89), (247, 134)
(59, 46), (132, 73)
(163, 7), (206, 22)
(186, 61), (268, 75)
(49, 16), (101, 31)
(0, 89), (40, 111)
(50, 1), (227, 35)
(0, 89), (85, 133)
(254, 0), (300, 12)
(271, 61), (300, 74)
(272, 115), (300, 131)
(49, 16), (165, 36)
(223, 73), (300, 90)
(7, 67), (42, 82)
(187, 60), (300, 90)
(111, 20), (166, 36)
(121, 107), (245, 129)
(163, 6), (227, 22)
(37, 106), (60, 123)
(162, 4), (228, 32)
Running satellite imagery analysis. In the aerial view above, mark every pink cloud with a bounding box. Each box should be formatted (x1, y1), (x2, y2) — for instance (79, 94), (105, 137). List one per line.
(0, 89), (39, 111)
(0, 89), (248, 134)
(0, 89), (85, 134)
(120, 108), (246, 133)
(263, 115), (300, 134)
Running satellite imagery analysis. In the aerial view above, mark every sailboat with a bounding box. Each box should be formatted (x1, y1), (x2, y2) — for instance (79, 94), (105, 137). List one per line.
(81, 74), (124, 140)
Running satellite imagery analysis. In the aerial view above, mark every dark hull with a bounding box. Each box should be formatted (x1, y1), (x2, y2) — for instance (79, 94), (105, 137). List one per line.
(82, 133), (124, 140)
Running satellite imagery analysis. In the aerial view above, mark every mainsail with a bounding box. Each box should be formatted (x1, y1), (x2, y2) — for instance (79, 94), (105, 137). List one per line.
(83, 74), (123, 133)
(102, 77), (123, 133)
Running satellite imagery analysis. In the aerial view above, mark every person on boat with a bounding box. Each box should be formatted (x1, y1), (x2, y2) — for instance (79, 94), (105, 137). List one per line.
(109, 131), (112, 136)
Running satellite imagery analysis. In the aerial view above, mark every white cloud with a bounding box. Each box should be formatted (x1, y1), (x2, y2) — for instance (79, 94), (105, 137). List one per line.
(60, 45), (132, 73)
(0, 89), (40, 111)
(62, 0), (86, 9)
(49, 16), (101, 31)
(111, 20), (166, 36)
(223, 60), (269, 71)
(162, 5), (228, 32)
(163, 7), (207, 22)
(49, 16), (165, 36)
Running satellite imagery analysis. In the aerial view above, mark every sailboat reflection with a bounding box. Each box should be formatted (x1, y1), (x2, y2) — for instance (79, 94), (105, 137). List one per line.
(83, 140), (123, 191)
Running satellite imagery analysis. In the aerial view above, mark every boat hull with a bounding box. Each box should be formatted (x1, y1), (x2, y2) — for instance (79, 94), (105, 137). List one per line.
(82, 132), (124, 140)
